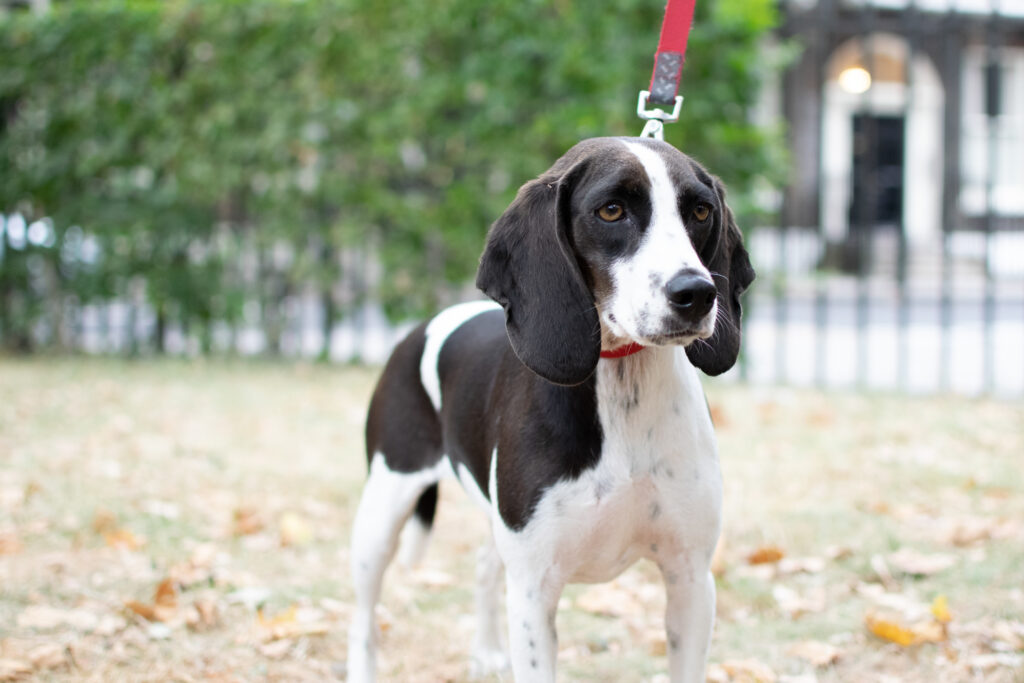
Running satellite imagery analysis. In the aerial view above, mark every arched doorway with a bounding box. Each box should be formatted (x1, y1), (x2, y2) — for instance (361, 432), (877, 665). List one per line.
(821, 34), (945, 254)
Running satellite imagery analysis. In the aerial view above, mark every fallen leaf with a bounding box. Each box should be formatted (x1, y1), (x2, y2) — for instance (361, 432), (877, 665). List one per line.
(886, 549), (956, 577)
(865, 611), (947, 647)
(154, 578), (177, 608)
(16, 605), (99, 632)
(0, 659), (31, 682)
(968, 653), (1024, 673)
(91, 508), (118, 534)
(103, 528), (144, 551)
(189, 597), (219, 631)
(0, 530), (22, 555)
(865, 613), (917, 646)
(747, 546), (785, 565)
(409, 567), (455, 587)
(258, 605), (297, 629)
(718, 658), (778, 682)
(125, 578), (178, 622)
(869, 554), (899, 591)
(931, 595), (951, 623)
(256, 605), (330, 642)
(278, 511), (313, 547)
(787, 640), (841, 667)
(772, 585), (826, 618)
(259, 639), (293, 659)
(644, 628), (667, 656)
(992, 620), (1024, 650)
(27, 644), (66, 671)
(233, 506), (265, 536)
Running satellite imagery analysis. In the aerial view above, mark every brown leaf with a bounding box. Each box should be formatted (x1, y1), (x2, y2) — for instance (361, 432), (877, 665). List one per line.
(233, 506), (265, 536)
(154, 578), (177, 609)
(787, 640), (841, 668)
(125, 578), (178, 622)
(103, 529), (144, 551)
(747, 546), (785, 565)
(91, 508), (118, 534)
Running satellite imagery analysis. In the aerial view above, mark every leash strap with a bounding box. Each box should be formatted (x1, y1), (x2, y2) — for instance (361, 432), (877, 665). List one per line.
(637, 0), (696, 139)
(648, 0), (697, 105)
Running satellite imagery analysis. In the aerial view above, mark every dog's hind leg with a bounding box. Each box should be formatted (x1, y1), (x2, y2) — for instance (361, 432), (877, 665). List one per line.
(347, 455), (443, 683)
(469, 534), (509, 676)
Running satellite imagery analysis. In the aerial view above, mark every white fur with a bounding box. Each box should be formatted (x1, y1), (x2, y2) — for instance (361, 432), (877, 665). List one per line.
(348, 454), (453, 683)
(601, 141), (717, 346)
(490, 347), (720, 682)
(420, 300), (501, 411)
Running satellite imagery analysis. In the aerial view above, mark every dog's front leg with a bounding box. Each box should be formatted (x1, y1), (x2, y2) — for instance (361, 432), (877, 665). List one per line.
(503, 571), (562, 683)
(660, 559), (716, 683)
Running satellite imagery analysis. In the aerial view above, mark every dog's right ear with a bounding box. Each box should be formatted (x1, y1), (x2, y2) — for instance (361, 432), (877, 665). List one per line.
(476, 164), (600, 386)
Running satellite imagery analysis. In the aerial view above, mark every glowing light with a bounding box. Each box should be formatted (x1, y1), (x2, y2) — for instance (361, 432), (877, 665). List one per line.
(838, 67), (872, 94)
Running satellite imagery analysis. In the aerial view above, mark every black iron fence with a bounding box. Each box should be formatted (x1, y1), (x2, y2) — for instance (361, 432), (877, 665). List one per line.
(743, 0), (1024, 397)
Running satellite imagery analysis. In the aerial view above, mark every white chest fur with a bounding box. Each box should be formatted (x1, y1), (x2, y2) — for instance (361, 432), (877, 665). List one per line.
(492, 347), (722, 586)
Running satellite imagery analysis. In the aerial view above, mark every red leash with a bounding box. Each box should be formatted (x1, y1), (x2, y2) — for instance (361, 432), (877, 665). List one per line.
(604, 1), (699, 357)
(637, 0), (696, 139)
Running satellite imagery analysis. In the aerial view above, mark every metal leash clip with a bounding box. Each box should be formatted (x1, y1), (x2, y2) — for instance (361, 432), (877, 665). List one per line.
(636, 90), (683, 141)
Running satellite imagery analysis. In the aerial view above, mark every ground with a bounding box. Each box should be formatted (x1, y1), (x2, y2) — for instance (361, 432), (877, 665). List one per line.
(0, 358), (1022, 682)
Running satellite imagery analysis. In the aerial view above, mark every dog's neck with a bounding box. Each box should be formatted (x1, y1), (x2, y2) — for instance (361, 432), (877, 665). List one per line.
(595, 345), (703, 420)
(594, 344), (713, 477)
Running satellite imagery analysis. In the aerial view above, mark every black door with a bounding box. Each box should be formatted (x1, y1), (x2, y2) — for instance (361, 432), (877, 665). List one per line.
(849, 114), (905, 230)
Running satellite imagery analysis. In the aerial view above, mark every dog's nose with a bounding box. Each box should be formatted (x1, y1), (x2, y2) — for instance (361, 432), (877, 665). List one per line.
(665, 271), (717, 320)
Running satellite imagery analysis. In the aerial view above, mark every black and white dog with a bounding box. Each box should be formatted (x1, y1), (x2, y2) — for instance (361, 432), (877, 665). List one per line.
(347, 137), (754, 682)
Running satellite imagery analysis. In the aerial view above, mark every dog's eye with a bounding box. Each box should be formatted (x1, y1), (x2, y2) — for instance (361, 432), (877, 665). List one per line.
(693, 203), (711, 222)
(597, 203), (625, 222)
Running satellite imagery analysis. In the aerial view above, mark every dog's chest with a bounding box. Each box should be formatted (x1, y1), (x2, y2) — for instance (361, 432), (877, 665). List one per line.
(521, 350), (722, 584)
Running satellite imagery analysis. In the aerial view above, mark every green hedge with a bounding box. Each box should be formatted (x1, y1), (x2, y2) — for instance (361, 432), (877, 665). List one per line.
(0, 0), (783, 353)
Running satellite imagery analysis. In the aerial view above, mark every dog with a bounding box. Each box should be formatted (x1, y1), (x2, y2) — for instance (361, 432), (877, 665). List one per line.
(347, 136), (754, 682)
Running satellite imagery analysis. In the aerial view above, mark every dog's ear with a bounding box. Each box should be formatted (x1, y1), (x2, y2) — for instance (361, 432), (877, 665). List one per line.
(476, 162), (600, 385)
(686, 177), (756, 376)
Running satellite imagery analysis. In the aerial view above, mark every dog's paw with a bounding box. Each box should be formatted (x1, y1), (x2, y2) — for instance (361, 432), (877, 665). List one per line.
(469, 648), (510, 678)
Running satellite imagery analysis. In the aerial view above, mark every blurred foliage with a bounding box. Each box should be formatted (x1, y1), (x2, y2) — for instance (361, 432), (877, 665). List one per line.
(0, 0), (784, 353)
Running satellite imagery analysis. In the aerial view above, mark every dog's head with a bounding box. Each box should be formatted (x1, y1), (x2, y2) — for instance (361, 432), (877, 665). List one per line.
(476, 137), (755, 386)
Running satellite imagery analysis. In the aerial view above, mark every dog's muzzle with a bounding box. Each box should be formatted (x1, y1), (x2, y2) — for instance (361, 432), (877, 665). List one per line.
(664, 269), (716, 325)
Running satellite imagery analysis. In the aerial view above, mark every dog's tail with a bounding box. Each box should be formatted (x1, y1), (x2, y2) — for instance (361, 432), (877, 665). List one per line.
(397, 483), (438, 568)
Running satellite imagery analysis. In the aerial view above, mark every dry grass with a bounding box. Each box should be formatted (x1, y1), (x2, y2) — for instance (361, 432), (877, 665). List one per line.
(1, 357), (1022, 682)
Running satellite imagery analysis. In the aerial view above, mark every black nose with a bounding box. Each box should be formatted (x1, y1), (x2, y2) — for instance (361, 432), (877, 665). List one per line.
(665, 271), (717, 321)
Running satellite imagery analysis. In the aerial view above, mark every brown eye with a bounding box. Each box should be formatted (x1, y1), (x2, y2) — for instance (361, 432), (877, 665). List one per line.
(693, 203), (711, 222)
(597, 203), (625, 222)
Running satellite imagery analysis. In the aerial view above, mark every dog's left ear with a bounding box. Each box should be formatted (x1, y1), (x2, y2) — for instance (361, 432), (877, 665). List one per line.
(476, 161), (600, 386)
(686, 178), (756, 376)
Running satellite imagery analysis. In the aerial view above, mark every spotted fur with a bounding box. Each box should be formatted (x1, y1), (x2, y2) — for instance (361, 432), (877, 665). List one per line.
(347, 137), (753, 683)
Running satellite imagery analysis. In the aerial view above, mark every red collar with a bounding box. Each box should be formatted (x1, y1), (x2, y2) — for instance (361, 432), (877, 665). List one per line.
(600, 342), (646, 359)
